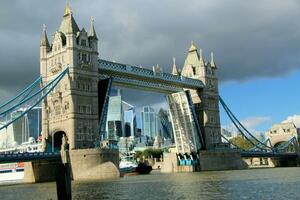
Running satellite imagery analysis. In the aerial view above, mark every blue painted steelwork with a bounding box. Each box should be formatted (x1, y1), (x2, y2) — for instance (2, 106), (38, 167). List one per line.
(0, 67), (69, 131)
(98, 59), (204, 92)
(0, 152), (61, 163)
(186, 90), (205, 149)
(240, 151), (297, 158)
(0, 76), (42, 111)
(99, 74), (184, 93)
(219, 96), (299, 157)
(219, 96), (272, 150)
(98, 78), (112, 137)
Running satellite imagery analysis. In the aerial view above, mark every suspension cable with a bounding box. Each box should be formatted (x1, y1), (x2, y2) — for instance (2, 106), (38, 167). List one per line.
(221, 134), (245, 150)
(0, 70), (66, 117)
(0, 76), (42, 110)
(219, 96), (272, 150)
(0, 68), (69, 131)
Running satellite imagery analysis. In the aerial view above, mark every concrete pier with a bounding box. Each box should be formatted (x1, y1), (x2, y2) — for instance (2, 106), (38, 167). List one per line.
(24, 148), (120, 183)
(161, 150), (247, 173)
(69, 148), (120, 181)
(199, 150), (248, 171)
(24, 160), (60, 183)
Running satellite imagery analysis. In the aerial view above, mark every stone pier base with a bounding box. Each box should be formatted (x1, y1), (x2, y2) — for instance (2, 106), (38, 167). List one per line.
(161, 153), (198, 173)
(199, 150), (248, 171)
(69, 148), (120, 181)
(24, 159), (60, 183)
(24, 148), (120, 183)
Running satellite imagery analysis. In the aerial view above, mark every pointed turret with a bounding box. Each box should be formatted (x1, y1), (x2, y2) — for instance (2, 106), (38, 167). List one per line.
(210, 52), (216, 68)
(171, 57), (178, 75)
(40, 24), (50, 48)
(199, 48), (205, 66)
(64, 1), (72, 16)
(189, 41), (197, 52)
(88, 17), (98, 40)
(182, 41), (201, 78)
(59, 2), (80, 34)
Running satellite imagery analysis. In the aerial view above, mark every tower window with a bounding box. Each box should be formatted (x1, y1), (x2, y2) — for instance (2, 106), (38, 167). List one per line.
(81, 53), (87, 62)
(81, 39), (87, 47)
(192, 66), (196, 75)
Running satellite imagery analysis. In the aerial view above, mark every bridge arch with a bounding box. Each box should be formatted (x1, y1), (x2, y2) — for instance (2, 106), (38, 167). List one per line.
(273, 141), (285, 148)
(50, 129), (69, 152)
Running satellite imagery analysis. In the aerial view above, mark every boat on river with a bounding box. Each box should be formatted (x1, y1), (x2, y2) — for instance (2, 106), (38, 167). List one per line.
(119, 155), (152, 176)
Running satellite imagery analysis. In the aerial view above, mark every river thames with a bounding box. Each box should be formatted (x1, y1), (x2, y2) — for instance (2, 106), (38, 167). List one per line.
(1, 167), (300, 200)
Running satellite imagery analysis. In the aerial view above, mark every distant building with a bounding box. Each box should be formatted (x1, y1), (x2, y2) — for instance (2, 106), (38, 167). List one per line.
(0, 107), (41, 149)
(124, 107), (136, 138)
(266, 122), (300, 146)
(27, 107), (42, 140)
(158, 108), (173, 141)
(141, 106), (158, 139)
(135, 128), (142, 137)
(124, 122), (131, 137)
(106, 89), (124, 140)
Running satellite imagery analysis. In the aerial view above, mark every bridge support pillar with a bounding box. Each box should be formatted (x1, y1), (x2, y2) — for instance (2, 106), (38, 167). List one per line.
(24, 159), (61, 183)
(199, 150), (248, 171)
(24, 148), (120, 183)
(69, 148), (120, 181)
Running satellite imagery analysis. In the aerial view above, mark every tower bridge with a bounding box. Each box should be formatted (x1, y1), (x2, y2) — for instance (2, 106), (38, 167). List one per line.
(0, 3), (299, 184)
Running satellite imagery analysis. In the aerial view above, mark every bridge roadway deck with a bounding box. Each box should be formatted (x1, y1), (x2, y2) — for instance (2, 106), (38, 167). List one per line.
(0, 152), (61, 163)
(241, 151), (298, 158)
(98, 59), (205, 93)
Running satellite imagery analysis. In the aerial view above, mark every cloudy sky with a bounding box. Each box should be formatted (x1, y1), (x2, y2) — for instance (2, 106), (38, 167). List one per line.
(1, 0), (300, 132)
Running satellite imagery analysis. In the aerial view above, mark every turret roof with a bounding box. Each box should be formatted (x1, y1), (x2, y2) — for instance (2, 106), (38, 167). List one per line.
(40, 24), (50, 47)
(88, 17), (98, 40)
(59, 4), (80, 34)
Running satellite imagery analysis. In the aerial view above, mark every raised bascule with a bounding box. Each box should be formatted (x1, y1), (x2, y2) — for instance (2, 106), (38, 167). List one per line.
(0, 4), (299, 182)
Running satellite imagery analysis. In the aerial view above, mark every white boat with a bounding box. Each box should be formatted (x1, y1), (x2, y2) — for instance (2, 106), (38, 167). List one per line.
(119, 155), (138, 174)
(0, 162), (24, 184)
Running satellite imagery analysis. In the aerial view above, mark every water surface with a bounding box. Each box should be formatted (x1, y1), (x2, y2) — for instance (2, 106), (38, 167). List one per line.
(1, 167), (300, 200)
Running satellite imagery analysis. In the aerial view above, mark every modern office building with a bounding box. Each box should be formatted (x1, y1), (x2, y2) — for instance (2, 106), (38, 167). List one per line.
(0, 107), (41, 149)
(141, 106), (159, 139)
(123, 103), (136, 138)
(158, 108), (173, 141)
(106, 89), (124, 140)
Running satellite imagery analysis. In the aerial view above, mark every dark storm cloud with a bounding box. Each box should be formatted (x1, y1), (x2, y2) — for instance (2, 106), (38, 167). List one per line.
(1, 0), (300, 103)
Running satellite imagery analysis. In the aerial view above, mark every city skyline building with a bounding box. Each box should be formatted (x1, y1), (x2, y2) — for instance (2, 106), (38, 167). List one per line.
(141, 106), (159, 139)
(0, 107), (42, 149)
(158, 108), (173, 141)
(106, 90), (124, 140)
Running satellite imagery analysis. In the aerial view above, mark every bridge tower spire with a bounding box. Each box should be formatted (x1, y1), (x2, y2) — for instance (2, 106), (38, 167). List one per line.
(181, 42), (221, 150)
(171, 57), (179, 75)
(40, 5), (100, 150)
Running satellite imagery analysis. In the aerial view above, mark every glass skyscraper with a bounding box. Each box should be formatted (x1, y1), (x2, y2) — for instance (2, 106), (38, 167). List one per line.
(141, 106), (159, 139)
(106, 89), (124, 140)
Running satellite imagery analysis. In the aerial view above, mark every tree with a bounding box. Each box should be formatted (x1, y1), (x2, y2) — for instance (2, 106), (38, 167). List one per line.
(134, 148), (163, 159)
(229, 135), (254, 150)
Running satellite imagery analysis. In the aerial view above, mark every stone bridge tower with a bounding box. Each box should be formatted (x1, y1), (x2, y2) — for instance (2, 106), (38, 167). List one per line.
(40, 4), (99, 150)
(180, 43), (221, 149)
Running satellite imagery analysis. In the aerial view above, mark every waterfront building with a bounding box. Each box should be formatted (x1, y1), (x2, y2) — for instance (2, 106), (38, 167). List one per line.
(266, 122), (300, 146)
